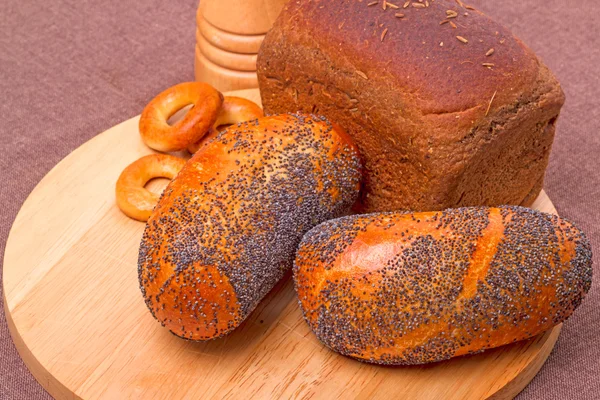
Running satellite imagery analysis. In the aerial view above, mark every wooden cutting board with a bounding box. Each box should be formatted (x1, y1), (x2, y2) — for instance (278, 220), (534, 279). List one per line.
(3, 88), (561, 400)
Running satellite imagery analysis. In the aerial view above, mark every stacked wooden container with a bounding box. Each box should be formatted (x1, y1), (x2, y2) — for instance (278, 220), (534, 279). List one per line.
(195, 0), (288, 91)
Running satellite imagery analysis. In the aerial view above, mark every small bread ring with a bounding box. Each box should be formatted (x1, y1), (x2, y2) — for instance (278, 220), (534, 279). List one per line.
(139, 82), (223, 152)
(187, 96), (263, 153)
(116, 154), (187, 221)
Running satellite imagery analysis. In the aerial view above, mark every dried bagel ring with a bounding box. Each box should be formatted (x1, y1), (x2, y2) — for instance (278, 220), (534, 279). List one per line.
(187, 96), (263, 153)
(139, 82), (223, 152)
(116, 154), (187, 222)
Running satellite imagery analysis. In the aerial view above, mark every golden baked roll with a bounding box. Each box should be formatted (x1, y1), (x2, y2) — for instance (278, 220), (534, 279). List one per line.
(138, 113), (362, 340)
(294, 206), (592, 365)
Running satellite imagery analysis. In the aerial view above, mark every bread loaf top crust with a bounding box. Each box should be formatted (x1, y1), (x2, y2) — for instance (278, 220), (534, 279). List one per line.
(258, 0), (565, 212)
(268, 0), (540, 116)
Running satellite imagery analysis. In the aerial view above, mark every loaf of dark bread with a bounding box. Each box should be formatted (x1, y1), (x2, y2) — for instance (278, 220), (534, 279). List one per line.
(257, 0), (565, 212)
(138, 114), (362, 340)
(294, 206), (592, 365)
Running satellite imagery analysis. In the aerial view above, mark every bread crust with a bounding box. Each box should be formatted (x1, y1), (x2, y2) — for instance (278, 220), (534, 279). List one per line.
(293, 206), (592, 365)
(257, 0), (565, 212)
(138, 114), (362, 340)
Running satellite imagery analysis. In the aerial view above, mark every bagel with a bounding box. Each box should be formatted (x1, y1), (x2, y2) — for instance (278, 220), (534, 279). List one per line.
(187, 96), (263, 153)
(139, 82), (223, 152)
(116, 154), (187, 221)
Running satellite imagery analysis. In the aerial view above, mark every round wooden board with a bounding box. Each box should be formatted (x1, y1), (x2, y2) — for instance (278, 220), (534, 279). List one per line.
(3, 88), (561, 400)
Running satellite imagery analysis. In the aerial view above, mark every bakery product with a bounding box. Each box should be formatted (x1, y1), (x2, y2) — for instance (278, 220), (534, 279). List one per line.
(139, 114), (362, 341)
(116, 154), (187, 222)
(257, 0), (565, 212)
(187, 96), (264, 153)
(139, 82), (223, 152)
(294, 206), (592, 365)
(138, 113), (362, 340)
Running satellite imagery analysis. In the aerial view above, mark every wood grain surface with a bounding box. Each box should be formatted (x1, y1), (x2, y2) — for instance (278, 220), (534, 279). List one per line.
(194, 48), (259, 92)
(196, 14), (265, 54)
(196, 32), (258, 71)
(3, 89), (561, 400)
(194, 0), (287, 91)
(198, 0), (288, 35)
(194, 13), (263, 91)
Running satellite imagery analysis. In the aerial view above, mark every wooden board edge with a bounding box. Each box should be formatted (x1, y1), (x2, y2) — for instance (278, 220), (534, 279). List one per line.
(2, 190), (562, 400)
(488, 325), (562, 399)
(0, 116), (144, 400)
(1, 119), (134, 306)
(3, 290), (83, 400)
(0, 93), (562, 399)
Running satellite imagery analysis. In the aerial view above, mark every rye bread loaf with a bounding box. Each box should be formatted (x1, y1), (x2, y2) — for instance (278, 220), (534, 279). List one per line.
(257, 0), (565, 212)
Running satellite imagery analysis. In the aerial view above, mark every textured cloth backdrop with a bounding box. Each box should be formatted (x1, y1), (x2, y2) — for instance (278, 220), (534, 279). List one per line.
(0, 0), (598, 399)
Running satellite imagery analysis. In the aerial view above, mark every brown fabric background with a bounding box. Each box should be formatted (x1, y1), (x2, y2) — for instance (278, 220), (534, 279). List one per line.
(0, 0), (598, 398)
